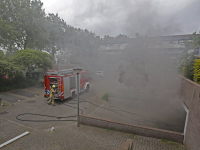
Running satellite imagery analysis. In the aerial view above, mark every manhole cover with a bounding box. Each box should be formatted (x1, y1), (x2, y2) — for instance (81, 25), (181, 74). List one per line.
(27, 100), (36, 103)
(0, 111), (8, 115)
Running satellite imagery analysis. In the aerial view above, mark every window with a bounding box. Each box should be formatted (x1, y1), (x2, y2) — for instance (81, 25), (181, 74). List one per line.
(85, 73), (88, 79)
(70, 76), (75, 89)
(81, 73), (84, 79)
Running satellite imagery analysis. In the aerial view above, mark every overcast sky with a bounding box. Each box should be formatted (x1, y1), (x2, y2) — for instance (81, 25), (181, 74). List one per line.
(41, 0), (200, 37)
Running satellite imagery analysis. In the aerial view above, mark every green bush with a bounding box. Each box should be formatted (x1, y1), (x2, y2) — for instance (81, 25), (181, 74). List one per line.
(178, 54), (195, 81)
(26, 79), (36, 86)
(0, 78), (12, 86)
(18, 82), (29, 88)
(101, 92), (110, 101)
(0, 73), (37, 92)
(0, 78), (12, 91)
(12, 73), (26, 85)
(193, 58), (200, 84)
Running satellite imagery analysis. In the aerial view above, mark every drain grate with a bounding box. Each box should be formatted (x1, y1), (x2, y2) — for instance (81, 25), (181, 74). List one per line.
(0, 111), (8, 115)
(27, 100), (36, 103)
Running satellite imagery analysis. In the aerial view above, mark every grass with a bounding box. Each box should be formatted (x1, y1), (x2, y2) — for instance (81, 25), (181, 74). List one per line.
(1, 102), (9, 106)
(160, 139), (168, 144)
(160, 139), (185, 149)
(101, 92), (110, 101)
(127, 133), (135, 139)
(168, 141), (173, 145)
(160, 139), (173, 145)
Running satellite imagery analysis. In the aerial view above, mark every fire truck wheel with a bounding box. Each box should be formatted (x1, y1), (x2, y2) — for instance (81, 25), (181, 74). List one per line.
(72, 91), (75, 98)
(85, 85), (89, 92)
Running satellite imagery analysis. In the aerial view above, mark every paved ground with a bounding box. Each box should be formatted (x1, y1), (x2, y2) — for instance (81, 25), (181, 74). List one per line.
(0, 81), (186, 149)
(0, 77), (186, 132)
(0, 117), (31, 145)
(0, 118), (185, 150)
(87, 77), (186, 133)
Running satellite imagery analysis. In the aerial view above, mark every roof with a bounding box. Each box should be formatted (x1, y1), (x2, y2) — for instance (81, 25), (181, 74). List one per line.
(100, 34), (200, 44)
(143, 34), (200, 41)
(100, 38), (131, 45)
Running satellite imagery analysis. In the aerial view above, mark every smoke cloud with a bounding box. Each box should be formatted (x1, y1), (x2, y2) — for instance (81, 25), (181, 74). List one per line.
(42, 0), (200, 37)
(41, 0), (194, 132)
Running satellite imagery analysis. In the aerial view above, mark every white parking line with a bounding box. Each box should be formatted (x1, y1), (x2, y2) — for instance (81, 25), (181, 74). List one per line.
(87, 102), (105, 116)
(0, 131), (30, 148)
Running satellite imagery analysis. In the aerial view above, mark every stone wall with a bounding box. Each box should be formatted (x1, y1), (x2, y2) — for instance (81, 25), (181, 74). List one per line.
(180, 76), (200, 150)
(79, 115), (184, 143)
(80, 76), (200, 148)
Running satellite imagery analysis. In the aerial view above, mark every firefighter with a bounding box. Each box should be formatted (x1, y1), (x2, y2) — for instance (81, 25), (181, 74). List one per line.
(48, 85), (56, 106)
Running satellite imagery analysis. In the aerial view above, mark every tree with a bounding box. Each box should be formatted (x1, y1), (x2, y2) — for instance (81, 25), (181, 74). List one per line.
(0, 60), (22, 78)
(185, 32), (200, 49)
(178, 31), (200, 81)
(0, 0), (47, 51)
(45, 13), (68, 55)
(11, 49), (53, 74)
(0, 16), (18, 51)
(118, 38), (149, 89)
(0, 0), (101, 59)
(135, 33), (141, 38)
(0, 50), (4, 59)
(193, 58), (200, 83)
(178, 54), (195, 81)
(0, 50), (22, 78)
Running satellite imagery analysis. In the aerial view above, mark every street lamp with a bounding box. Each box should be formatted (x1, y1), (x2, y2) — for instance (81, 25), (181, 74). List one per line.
(73, 68), (83, 127)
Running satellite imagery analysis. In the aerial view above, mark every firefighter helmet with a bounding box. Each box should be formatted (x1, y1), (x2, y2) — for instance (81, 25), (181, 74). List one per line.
(52, 85), (55, 88)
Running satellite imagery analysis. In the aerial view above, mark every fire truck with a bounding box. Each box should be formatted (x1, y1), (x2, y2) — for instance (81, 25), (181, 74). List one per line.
(44, 69), (90, 100)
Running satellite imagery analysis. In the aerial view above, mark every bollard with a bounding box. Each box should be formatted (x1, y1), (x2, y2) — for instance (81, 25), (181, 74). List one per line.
(0, 98), (1, 106)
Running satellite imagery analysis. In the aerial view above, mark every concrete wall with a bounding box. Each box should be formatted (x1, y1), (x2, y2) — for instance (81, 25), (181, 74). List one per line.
(180, 76), (200, 150)
(80, 115), (184, 143)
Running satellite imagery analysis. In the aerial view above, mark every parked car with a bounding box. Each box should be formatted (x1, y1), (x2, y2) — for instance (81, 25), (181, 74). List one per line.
(95, 71), (104, 77)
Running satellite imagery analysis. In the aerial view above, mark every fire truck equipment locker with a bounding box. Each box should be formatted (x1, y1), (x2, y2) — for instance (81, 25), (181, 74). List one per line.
(63, 76), (70, 99)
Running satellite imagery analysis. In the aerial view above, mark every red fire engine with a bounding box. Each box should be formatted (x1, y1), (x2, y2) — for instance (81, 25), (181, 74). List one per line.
(44, 69), (90, 100)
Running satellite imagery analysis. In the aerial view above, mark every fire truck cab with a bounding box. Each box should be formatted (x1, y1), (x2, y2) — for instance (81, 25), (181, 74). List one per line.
(44, 69), (90, 100)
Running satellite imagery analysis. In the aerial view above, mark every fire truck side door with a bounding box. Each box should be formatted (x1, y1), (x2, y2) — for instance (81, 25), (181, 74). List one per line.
(80, 73), (85, 89)
(63, 76), (70, 98)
